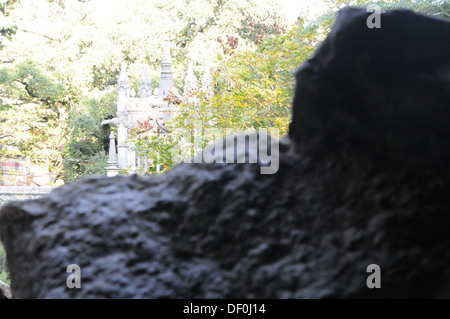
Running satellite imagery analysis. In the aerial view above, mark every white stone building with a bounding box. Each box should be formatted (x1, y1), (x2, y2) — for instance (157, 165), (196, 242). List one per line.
(102, 40), (213, 176)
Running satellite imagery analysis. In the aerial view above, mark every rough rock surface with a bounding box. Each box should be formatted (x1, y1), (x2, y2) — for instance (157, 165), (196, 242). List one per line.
(1, 8), (450, 298)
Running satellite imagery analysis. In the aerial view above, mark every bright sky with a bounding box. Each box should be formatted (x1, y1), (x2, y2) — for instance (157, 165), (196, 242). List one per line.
(277, 0), (328, 24)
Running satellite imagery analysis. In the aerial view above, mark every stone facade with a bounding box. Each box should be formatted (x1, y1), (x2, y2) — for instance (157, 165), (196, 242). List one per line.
(0, 186), (54, 204)
(102, 40), (213, 176)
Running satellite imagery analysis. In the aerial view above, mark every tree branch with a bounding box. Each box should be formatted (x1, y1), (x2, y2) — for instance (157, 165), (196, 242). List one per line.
(15, 80), (61, 119)
(19, 29), (60, 42)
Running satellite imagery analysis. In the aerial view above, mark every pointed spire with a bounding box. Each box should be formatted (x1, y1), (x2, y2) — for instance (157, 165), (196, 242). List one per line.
(184, 61), (198, 98)
(162, 38), (172, 65)
(158, 39), (180, 99)
(106, 131), (119, 177)
(117, 62), (130, 94)
(139, 66), (152, 97)
(119, 62), (129, 83)
(117, 62), (130, 112)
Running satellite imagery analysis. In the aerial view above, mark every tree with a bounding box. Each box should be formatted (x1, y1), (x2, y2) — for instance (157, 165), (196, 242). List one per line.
(0, 0), (18, 51)
(129, 16), (318, 174)
(2, 0), (445, 182)
(0, 60), (68, 185)
(0, 0), (286, 183)
(129, 0), (450, 174)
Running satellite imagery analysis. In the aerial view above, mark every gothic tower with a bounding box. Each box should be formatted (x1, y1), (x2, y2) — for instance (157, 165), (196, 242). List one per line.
(103, 40), (214, 176)
(158, 39), (180, 98)
(139, 66), (152, 98)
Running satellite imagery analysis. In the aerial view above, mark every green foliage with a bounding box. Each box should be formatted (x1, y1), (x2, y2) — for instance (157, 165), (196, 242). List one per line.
(0, 242), (9, 285)
(129, 4), (328, 175)
(83, 151), (107, 176)
(0, 60), (68, 184)
(131, 17), (304, 174)
(1, 0), (447, 182)
(62, 113), (107, 182)
(2, 60), (68, 113)
(129, 0), (450, 175)
(0, 0), (18, 50)
(212, 22), (318, 134)
(132, 132), (179, 175)
(0, 0), (287, 183)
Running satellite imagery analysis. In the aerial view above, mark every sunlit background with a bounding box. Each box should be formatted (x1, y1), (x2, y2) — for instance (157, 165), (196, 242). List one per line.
(278, 0), (327, 23)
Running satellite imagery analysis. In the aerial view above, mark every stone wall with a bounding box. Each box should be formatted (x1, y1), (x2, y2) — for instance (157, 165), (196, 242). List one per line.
(0, 186), (55, 205)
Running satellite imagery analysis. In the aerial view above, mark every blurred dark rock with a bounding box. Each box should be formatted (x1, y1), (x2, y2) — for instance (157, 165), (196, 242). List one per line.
(1, 7), (450, 298)
(290, 7), (450, 163)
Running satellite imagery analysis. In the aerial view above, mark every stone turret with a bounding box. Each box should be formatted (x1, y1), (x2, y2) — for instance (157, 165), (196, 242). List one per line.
(102, 40), (214, 175)
(117, 62), (130, 112)
(158, 39), (180, 98)
(115, 63), (131, 170)
(106, 132), (119, 177)
(139, 66), (152, 98)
